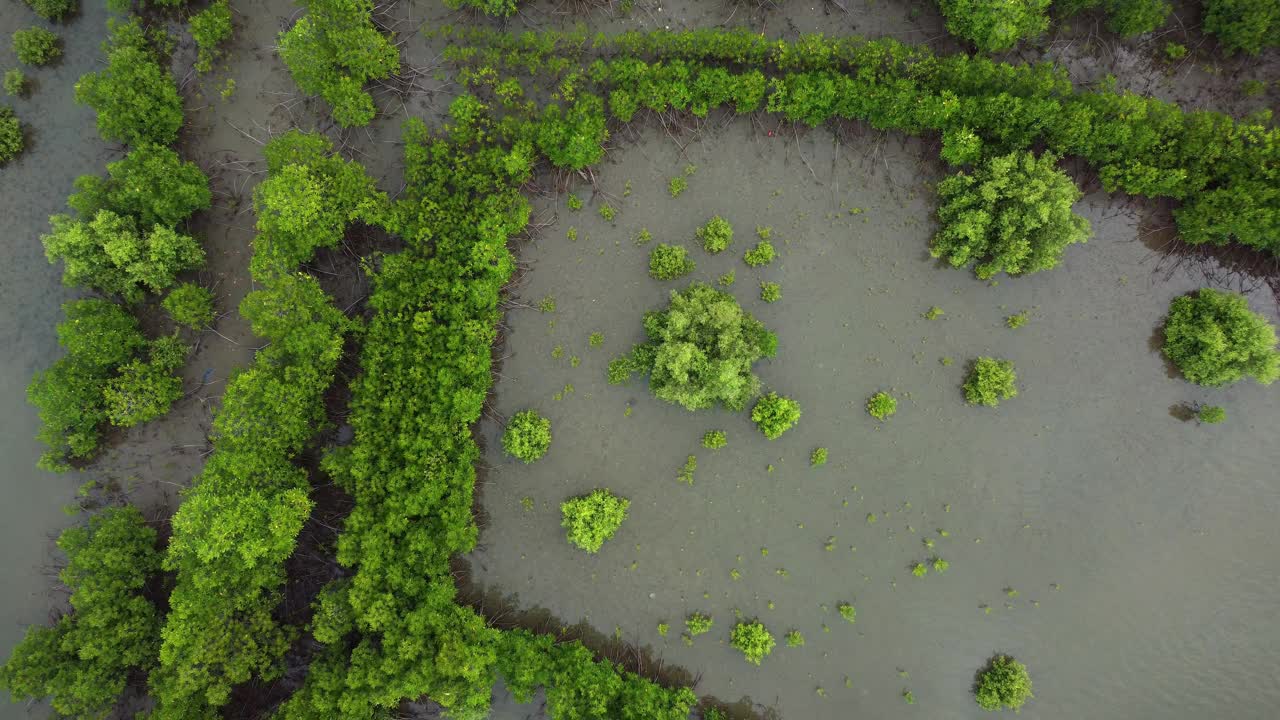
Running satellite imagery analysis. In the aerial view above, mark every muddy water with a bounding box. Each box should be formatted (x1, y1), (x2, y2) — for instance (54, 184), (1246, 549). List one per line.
(471, 118), (1280, 719)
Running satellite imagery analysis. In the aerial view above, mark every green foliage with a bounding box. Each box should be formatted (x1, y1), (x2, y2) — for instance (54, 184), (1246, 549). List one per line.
(103, 335), (187, 427)
(931, 151), (1090, 279)
(1164, 42), (1188, 60)
(567, 192), (583, 210)
(589, 331), (604, 347)
(838, 603), (856, 623)
(752, 392), (801, 439)
(0, 105), (24, 164)
(69, 144), (211, 229)
(278, 0), (401, 127)
(445, 0), (519, 17)
(27, 300), (146, 470)
(163, 283), (216, 329)
(1162, 288), (1280, 386)
(536, 93), (608, 170)
(938, 0), (1051, 52)
(561, 489), (630, 553)
(975, 655), (1033, 711)
(43, 210), (204, 302)
(599, 202), (617, 221)
(1204, 0), (1280, 54)
(22, 0), (75, 21)
(75, 18), (183, 146)
(760, 281), (781, 303)
(190, 0), (232, 73)
(3, 69), (27, 97)
(616, 282), (777, 411)
(12, 27), (60, 66)
(963, 357), (1019, 406)
(912, 562), (928, 577)
(686, 612), (713, 636)
(0, 506), (160, 719)
(648, 244), (695, 280)
(718, 269), (736, 286)
(668, 175), (688, 197)
(676, 454), (697, 484)
(1197, 404), (1227, 424)
(744, 240), (775, 267)
(730, 621), (775, 665)
(924, 306), (945, 320)
(503, 409), (552, 463)
(1006, 311), (1028, 328)
(932, 556), (950, 572)
(696, 215), (733, 253)
(785, 630), (805, 647)
(810, 447), (828, 466)
(701, 430), (727, 449)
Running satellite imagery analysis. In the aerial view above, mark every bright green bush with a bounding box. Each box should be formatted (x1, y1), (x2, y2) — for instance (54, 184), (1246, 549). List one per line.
(648, 243), (695, 280)
(730, 621), (775, 665)
(612, 282), (777, 411)
(561, 489), (629, 553)
(0, 506), (160, 718)
(22, 0), (75, 21)
(1162, 288), (1280, 386)
(686, 612), (713, 636)
(696, 215), (733, 253)
(760, 281), (781, 303)
(0, 105), (22, 164)
(446, 0), (519, 15)
(867, 391), (897, 420)
(536, 93), (607, 170)
(744, 240), (775, 267)
(752, 391), (801, 439)
(42, 210), (204, 302)
(810, 447), (828, 466)
(69, 144), (211, 229)
(963, 357), (1018, 406)
(1204, 0), (1280, 54)
(278, 0), (400, 127)
(1197, 404), (1226, 424)
(702, 429), (727, 449)
(937, 0), (1051, 52)
(12, 27), (60, 66)
(75, 18), (183, 146)
(931, 151), (1090, 279)
(162, 283), (216, 329)
(975, 655), (1033, 711)
(102, 335), (188, 427)
(838, 603), (856, 623)
(502, 409), (552, 463)
(3, 69), (26, 97)
(190, 0), (232, 73)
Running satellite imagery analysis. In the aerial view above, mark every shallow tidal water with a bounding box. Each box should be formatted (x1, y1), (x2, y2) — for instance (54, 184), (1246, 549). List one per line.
(470, 119), (1280, 719)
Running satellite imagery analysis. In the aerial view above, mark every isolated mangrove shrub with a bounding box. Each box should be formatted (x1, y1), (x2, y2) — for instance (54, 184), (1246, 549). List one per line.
(686, 613), (713, 637)
(752, 392), (801, 439)
(964, 357), (1018, 406)
(744, 240), (775, 267)
(446, 0), (519, 16)
(838, 603), (856, 623)
(503, 409), (552, 463)
(22, 0), (75, 21)
(12, 27), (60, 65)
(648, 243), (695, 280)
(1204, 0), (1280, 54)
(1161, 288), (1280, 386)
(3, 70), (26, 97)
(867, 391), (897, 420)
(278, 0), (400, 127)
(69, 144), (212, 229)
(931, 151), (1090, 279)
(730, 621), (775, 665)
(975, 655), (1033, 711)
(103, 335), (187, 427)
(561, 489), (629, 553)
(0, 506), (160, 719)
(697, 215), (733, 253)
(0, 105), (23, 164)
(163, 283), (216, 329)
(43, 210), (204, 302)
(1197, 404), (1226, 424)
(190, 0), (232, 73)
(612, 282), (777, 411)
(760, 281), (781, 303)
(702, 429), (727, 449)
(75, 19), (183, 146)
(937, 0), (1050, 52)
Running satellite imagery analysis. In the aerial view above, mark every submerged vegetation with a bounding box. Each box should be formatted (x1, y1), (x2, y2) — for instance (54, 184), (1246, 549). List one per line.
(561, 489), (630, 553)
(867, 391), (898, 420)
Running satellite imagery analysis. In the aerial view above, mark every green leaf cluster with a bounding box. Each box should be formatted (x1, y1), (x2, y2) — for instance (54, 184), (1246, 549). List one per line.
(163, 282), (216, 329)
(3, 69), (26, 97)
(963, 357), (1018, 406)
(503, 409), (552, 463)
(613, 282), (777, 411)
(0, 105), (23, 164)
(445, 0), (520, 16)
(190, 0), (232, 73)
(937, 0), (1050, 52)
(12, 27), (60, 65)
(0, 506), (160, 719)
(701, 429), (727, 449)
(648, 243), (695, 280)
(696, 215), (733, 253)
(1204, 0), (1280, 54)
(931, 151), (1090, 279)
(686, 612), (713, 636)
(744, 240), (775, 267)
(1162, 288), (1280, 386)
(561, 489), (630, 553)
(74, 18), (183, 146)
(867, 391), (897, 420)
(22, 0), (75, 21)
(1197, 404), (1227, 424)
(730, 621), (775, 665)
(752, 391), (801, 439)
(975, 655), (1034, 711)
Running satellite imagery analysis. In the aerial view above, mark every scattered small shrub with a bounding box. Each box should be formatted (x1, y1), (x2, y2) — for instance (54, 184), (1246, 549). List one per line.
(963, 357), (1018, 407)
(668, 176), (687, 197)
(190, 0), (232, 73)
(702, 430), (727, 449)
(1162, 288), (1279, 386)
(838, 603), (856, 623)
(633, 227), (652, 244)
(22, 0), (76, 21)
(718, 270), (736, 286)
(810, 447), (828, 466)
(867, 391), (897, 420)
(502, 409), (552, 463)
(4, 69), (27, 97)
(696, 215), (733, 253)
(785, 630), (805, 647)
(1164, 41), (1188, 60)
(760, 282), (781, 303)
(1242, 79), (1267, 96)
(599, 203), (616, 221)
(538, 296), (556, 313)
(903, 689), (915, 704)
(648, 243), (695, 280)
(1197, 404), (1226, 424)
(560, 489), (629, 553)
(12, 27), (61, 66)
(589, 331), (604, 348)
(744, 240), (775, 267)
(1006, 311), (1028, 329)
(975, 655), (1033, 711)
(911, 562), (928, 577)
(162, 283), (215, 330)
(755, 225), (772, 240)
(567, 193), (582, 210)
(685, 612), (713, 637)
(924, 306), (944, 320)
(657, 623), (669, 637)
(677, 454), (697, 485)
(730, 621), (775, 665)
(42, 210), (205, 302)
(0, 106), (23, 164)
(752, 392), (801, 439)
(932, 557), (950, 573)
